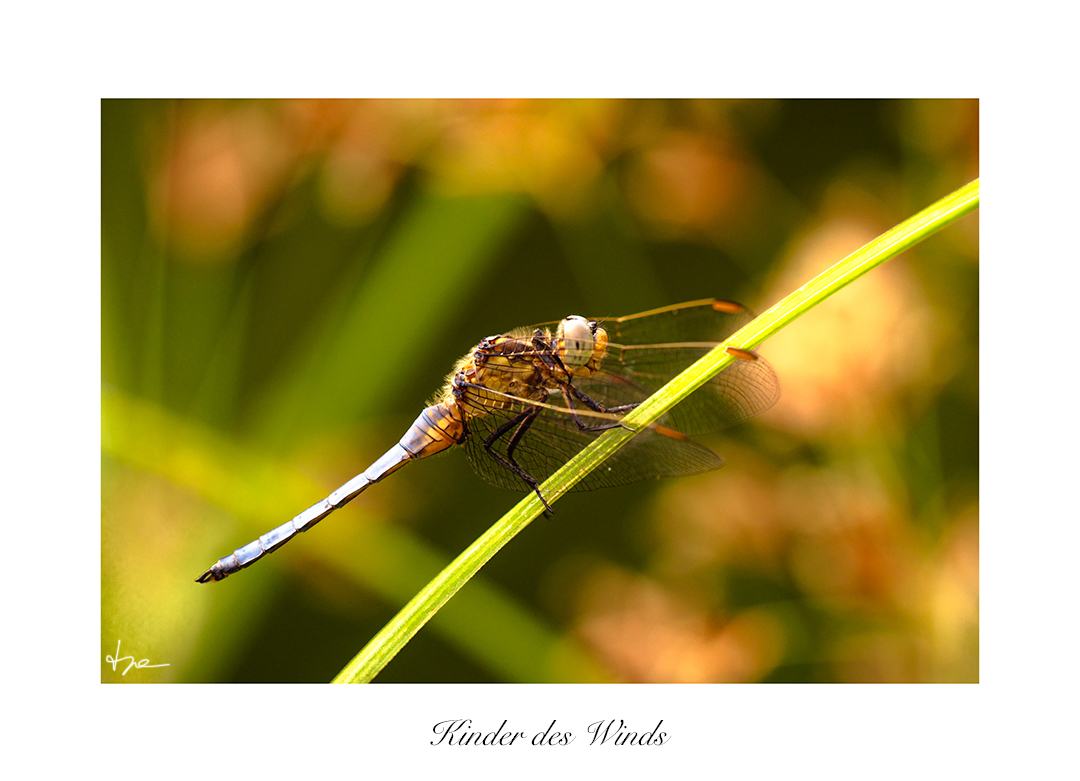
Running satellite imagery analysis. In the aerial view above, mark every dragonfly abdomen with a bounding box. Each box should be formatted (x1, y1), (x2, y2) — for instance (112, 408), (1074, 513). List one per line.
(196, 403), (466, 583)
(398, 401), (466, 457)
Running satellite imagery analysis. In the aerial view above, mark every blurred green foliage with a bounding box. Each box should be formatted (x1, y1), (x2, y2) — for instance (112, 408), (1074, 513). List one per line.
(102, 99), (978, 682)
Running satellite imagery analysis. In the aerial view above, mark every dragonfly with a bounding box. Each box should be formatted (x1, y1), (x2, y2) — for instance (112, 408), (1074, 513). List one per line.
(196, 298), (780, 583)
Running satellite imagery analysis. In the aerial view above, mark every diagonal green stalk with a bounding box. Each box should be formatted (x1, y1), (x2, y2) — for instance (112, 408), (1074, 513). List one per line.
(333, 178), (980, 683)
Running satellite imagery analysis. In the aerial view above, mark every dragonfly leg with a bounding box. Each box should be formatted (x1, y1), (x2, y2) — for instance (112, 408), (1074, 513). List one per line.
(482, 407), (556, 513)
(531, 332), (563, 374)
(561, 384), (638, 432)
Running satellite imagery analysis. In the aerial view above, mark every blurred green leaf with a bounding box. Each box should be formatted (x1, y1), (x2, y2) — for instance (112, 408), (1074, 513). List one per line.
(251, 191), (530, 448)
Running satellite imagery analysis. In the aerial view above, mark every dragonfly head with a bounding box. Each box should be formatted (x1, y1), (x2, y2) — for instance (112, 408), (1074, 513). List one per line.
(557, 316), (607, 376)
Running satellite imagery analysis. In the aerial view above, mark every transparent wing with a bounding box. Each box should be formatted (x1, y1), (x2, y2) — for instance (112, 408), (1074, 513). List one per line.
(582, 345), (779, 436)
(588, 299), (779, 435)
(460, 394), (724, 494)
(530, 298), (756, 342)
(601, 298), (755, 345)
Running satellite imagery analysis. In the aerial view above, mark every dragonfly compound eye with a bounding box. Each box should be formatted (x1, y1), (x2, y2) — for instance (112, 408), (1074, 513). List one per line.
(557, 315), (595, 371)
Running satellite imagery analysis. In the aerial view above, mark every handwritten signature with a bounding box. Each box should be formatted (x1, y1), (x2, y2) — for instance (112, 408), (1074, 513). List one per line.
(105, 640), (170, 676)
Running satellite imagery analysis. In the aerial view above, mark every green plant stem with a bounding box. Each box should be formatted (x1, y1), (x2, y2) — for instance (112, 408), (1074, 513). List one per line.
(332, 178), (980, 683)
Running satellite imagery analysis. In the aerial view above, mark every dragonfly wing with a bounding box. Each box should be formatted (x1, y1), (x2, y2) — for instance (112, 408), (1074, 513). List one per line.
(581, 298), (780, 435)
(603, 298), (755, 345)
(461, 398), (723, 494)
(527, 299), (753, 345)
(580, 345), (780, 436)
